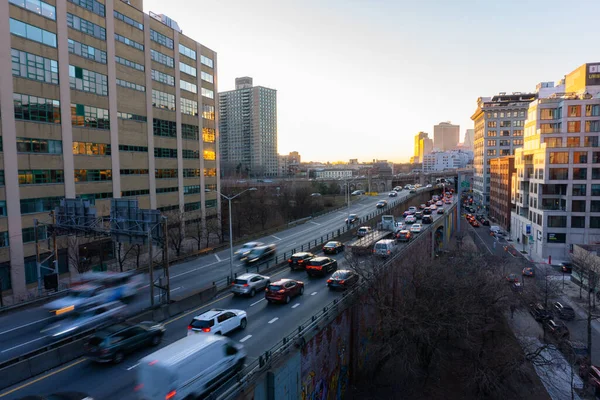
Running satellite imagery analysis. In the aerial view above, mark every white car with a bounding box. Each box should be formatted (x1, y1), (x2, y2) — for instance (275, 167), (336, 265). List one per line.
(395, 221), (406, 231)
(405, 215), (416, 224)
(426, 184), (432, 188)
(234, 242), (263, 258)
(188, 308), (247, 336)
(430, 204), (437, 210)
(436, 201), (443, 206)
(410, 223), (422, 233)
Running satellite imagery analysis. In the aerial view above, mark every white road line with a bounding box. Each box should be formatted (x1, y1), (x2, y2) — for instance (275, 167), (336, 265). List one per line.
(240, 335), (252, 343)
(250, 298), (265, 307)
(1, 336), (45, 353)
(154, 287), (181, 298)
(268, 317), (279, 324)
(126, 363), (140, 371)
(0, 316), (54, 336)
(292, 303), (300, 309)
(309, 221), (321, 226)
(311, 291), (317, 296)
(215, 254), (221, 262)
(271, 235), (282, 240)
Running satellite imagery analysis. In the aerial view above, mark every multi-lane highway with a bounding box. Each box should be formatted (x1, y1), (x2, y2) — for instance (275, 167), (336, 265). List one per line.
(0, 189), (452, 400)
(0, 190), (425, 364)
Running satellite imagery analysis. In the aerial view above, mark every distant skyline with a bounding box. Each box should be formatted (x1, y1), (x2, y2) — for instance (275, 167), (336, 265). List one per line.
(144, 0), (600, 163)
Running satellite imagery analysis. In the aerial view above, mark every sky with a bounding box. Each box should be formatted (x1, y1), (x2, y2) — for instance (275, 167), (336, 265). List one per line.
(144, 0), (600, 163)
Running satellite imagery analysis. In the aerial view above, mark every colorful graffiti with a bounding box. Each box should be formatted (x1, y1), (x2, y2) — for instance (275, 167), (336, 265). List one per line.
(300, 310), (350, 400)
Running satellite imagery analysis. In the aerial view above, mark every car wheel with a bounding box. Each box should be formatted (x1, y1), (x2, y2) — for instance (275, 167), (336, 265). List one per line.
(285, 295), (291, 304)
(250, 288), (256, 297)
(151, 334), (161, 346)
(299, 286), (304, 295)
(113, 351), (124, 364)
(239, 318), (247, 329)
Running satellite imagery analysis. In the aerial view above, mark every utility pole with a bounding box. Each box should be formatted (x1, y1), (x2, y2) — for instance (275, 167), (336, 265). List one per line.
(148, 228), (154, 307)
(34, 218), (42, 295)
(162, 216), (170, 303)
(51, 210), (58, 288)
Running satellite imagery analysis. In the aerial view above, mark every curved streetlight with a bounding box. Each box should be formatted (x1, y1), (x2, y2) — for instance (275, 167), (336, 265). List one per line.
(211, 187), (257, 282)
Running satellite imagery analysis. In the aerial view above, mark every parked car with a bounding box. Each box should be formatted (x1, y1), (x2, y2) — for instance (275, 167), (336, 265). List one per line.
(388, 192), (398, 197)
(410, 223), (422, 233)
(42, 301), (126, 338)
(323, 241), (344, 254)
(234, 242), (263, 258)
(306, 257), (338, 277)
(288, 252), (315, 271)
(265, 279), (304, 304)
(15, 393), (94, 400)
(357, 226), (373, 237)
(544, 319), (570, 340)
(553, 301), (575, 320)
(396, 230), (412, 242)
(422, 215), (433, 224)
(327, 270), (359, 290)
(529, 303), (552, 322)
(376, 200), (388, 209)
(345, 214), (359, 224)
(188, 308), (247, 336)
(242, 244), (276, 265)
(560, 262), (573, 273)
(522, 267), (535, 277)
(86, 321), (165, 364)
(231, 273), (270, 297)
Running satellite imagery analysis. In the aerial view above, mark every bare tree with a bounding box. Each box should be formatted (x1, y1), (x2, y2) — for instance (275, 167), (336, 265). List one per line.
(67, 236), (91, 274)
(186, 218), (204, 251)
(165, 211), (186, 258)
(204, 214), (223, 248)
(116, 242), (135, 272)
(571, 247), (600, 361)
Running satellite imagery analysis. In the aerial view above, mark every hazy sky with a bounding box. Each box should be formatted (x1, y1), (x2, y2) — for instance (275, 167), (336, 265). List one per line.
(144, 0), (599, 163)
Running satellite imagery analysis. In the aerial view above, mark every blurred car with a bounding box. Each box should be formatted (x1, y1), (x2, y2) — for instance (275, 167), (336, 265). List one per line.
(188, 308), (247, 336)
(430, 204), (437, 211)
(357, 226), (373, 237)
(579, 364), (600, 392)
(231, 273), (270, 297)
(522, 267), (535, 277)
(310, 193), (322, 197)
(323, 241), (344, 254)
(419, 204), (426, 210)
(529, 303), (552, 322)
(345, 214), (359, 224)
(44, 284), (107, 317)
(395, 221), (406, 231)
(436, 201), (443, 206)
(410, 223), (422, 233)
(388, 191), (398, 197)
(408, 206), (417, 213)
(242, 244), (276, 265)
(396, 230), (412, 242)
(409, 189), (416, 193)
(15, 393), (94, 400)
(234, 242), (263, 258)
(511, 282), (523, 293)
(404, 215), (416, 224)
(265, 279), (304, 304)
(560, 262), (573, 273)
(479, 218), (490, 226)
(351, 190), (362, 196)
(544, 319), (570, 340)
(327, 270), (359, 290)
(553, 301), (575, 320)
(85, 321), (165, 364)
(422, 215), (433, 224)
(426, 184), (432, 188)
(415, 211), (423, 220)
(437, 208), (445, 214)
(376, 200), (388, 209)
(470, 220), (480, 227)
(506, 273), (519, 283)
(288, 252), (315, 271)
(444, 199), (452, 205)
(42, 301), (126, 338)
(306, 256), (338, 277)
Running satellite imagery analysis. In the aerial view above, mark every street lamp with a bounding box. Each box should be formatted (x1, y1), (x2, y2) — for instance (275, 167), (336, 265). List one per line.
(344, 175), (360, 226)
(213, 187), (257, 282)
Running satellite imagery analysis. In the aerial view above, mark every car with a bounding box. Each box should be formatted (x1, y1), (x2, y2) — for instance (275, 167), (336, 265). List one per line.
(265, 279), (304, 304)
(404, 215), (416, 224)
(321, 241), (344, 255)
(396, 230), (412, 242)
(409, 189), (416, 193)
(423, 207), (432, 215)
(511, 282), (523, 293)
(553, 301), (575, 320)
(288, 252), (315, 271)
(480, 219), (490, 226)
(506, 273), (519, 283)
(393, 186), (402, 192)
(345, 214), (359, 224)
(306, 256), (338, 277)
(436, 201), (443, 206)
(445, 199), (452, 204)
(437, 208), (445, 214)
(415, 211), (423, 220)
(231, 273), (271, 297)
(327, 270), (359, 290)
(357, 226), (373, 237)
(310, 192), (322, 197)
(470, 220), (480, 227)
(560, 262), (573, 273)
(422, 215), (433, 224)
(522, 267), (535, 277)
(430, 204), (437, 210)
(188, 308), (247, 335)
(85, 321), (165, 364)
(388, 192), (398, 197)
(529, 303), (553, 322)
(410, 223), (422, 233)
(544, 319), (570, 340)
(351, 190), (362, 196)
(426, 184), (432, 188)
(426, 200), (433, 207)
(42, 301), (126, 338)
(408, 206), (417, 213)
(234, 242), (264, 258)
(44, 284), (108, 317)
(242, 244), (276, 265)
(419, 204), (426, 210)
(376, 200), (388, 209)
(14, 393), (94, 400)
(395, 221), (406, 231)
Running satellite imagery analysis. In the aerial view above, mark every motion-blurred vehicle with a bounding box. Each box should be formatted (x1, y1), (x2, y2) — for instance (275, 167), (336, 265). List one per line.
(430, 204), (437, 210)
(376, 200), (388, 209)
(506, 273), (519, 283)
(327, 270), (359, 290)
(393, 186), (402, 192)
(322, 241), (344, 254)
(445, 199), (452, 204)
(306, 257), (338, 277)
(136, 334), (246, 400)
(231, 273), (270, 297)
(529, 303), (552, 322)
(404, 215), (416, 224)
(553, 301), (575, 320)
(15, 393), (93, 400)
(422, 215), (433, 224)
(345, 214), (359, 224)
(234, 242), (263, 258)
(388, 191), (398, 197)
(44, 284), (107, 317)
(357, 226), (373, 237)
(86, 321), (165, 364)
(522, 267), (535, 277)
(426, 184), (432, 188)
(288, 252), (315, 271)
(511, 282), (523, 293)
(265, 279), (304, 304)
(351, 190), (362, 196)
(436, 201), (443, 206)
(410, 223), (422, 233)
(310, 192), (322, 197)
(396, 230), (412, 242)
(242, 244), (276, 265)
(188, 308), (247, 335)
(560, 262), (573, 273)
(42, 301), (126, 338)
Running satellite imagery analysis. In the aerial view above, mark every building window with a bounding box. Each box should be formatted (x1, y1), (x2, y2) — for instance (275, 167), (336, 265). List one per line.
(154, 148), (178, 158)
(68, 39), (106, 64)
(202, 104), (215, 120)
(71, 104), (109, 129)
(20, 197), (61, 214)
(116, 56), (144, 71)
(513, 130), (523, 136)
(487, 130), (497, 137)
(205, 184), (217, 192)
(119, 144), (148, 152)
(179, 62), (196, 77)
(74, 169), (112, 182)
(122, 189), (150, 197)
(499, 121), (511, 128)
(594, 152), (600, 163)
(183, 149), (199, 159)
(156, 187), (177, 194)
(540, 108), (560, 120)
(593, 168), (600, 179)
(568, 121), (581, 133)
(200, 55), (213, 68)
(69, 65), (108, 95)
(9, 0), (56, 19)
(204, 168), (216, 177)
(153, 119), (176, 138)
(68, 0), (104, 17)
(183, 169), (201, 178)
(18, 170), (64, 185)
(120, 169), (148, 175)
(573, 151), (588, 163)
(486, 140), (496, 147)
(155, 169), (177, 179)
(183, 185), (201, 195)
(571, 216), (585, 228)
(114, 10), (143, 30)
(500, 130), (510, 137)
(540, 123), (561, 134)
(78, 192), (112, 205)
(11, 49), (58, 84)
(585, 136), (599, 147)
(9, 18), (56, 47)
(547, 216), (567, 228)
(116, 78), (145, 92)
(572, 200), (586, 212)
(185, 202), (201, 212)
(586, 105), (600, 117)
(592, 184), (600, 196)
(66, 13), (106, 40)
(591, 201), (600, 212)
(549, 152), (569, 164)
(180, 79), (197, 93)
(203, 128), (215, 143)
(179, 44), (196, 60)
(201, 88), (214, 99)
(14, 93), (60, 123)
(72, 141), (110, 156)
(151, 69), (174, 86)
(181, 98), (198, 116)
(592, 218), (600, 229)
(152, 90), (175, 111)
(150, 29), (174, 49)
(549, 168), (568, 180)
(150, 49), (174, 68)
(586, 120), (600, 133)
(566, 137), (581, 147)
(117, 112), (147, 122)
(568, 105), (581, 117)
(182, 124), (199, 140)
(499, 140), (510, 146)
(158, 205), (179, 213)
(487, 149), (496, 156)
(0, 201), (6, 216)
(22, 226), (47, 243)
(200, 71), (213, 83)
(17, 137), (62, 154)
(115, 34), (144, 51)
(513, 139), (523, 145)
(205, 199), (217, 208)
(572, 183), (587, 195)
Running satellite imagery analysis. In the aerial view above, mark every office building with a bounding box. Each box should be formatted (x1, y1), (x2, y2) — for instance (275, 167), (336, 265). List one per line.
(413, 131), (428, 163)
(219, 77), (278, 177)
(315, 170), (352, 179)
(463, 129), (474, 150)
(1, 0), (219, 301)
(489, 156), (515, 231)
(471, 93), (537, 206)
(422, 150), (472, 172)
(511, 63), (600, 262)
(433, 122), (460, 151)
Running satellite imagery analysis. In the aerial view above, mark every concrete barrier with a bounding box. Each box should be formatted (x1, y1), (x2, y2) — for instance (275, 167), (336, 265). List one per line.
(28, 348), (61, 377)
(57, 340), (85, 365)
(0, 359), (32, 389)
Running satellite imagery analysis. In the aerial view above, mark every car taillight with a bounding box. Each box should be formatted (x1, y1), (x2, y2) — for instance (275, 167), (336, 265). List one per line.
(187, 325), (192, 330)
(166, 390), (177, 400)
(387, 250), (391, 254)
(327, 279), (332, 283)
(134, 384), (144, 392)
(340, 280), (345, 284)
(278, 289), (286, 293)
(299, 260), (304, 264)
(202, 327), (211, 332)
(373, 249), (376, 253)
(243, 284), (249, 287)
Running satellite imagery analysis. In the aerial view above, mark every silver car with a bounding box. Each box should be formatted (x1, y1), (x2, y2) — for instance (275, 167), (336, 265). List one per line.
(234, 242), (263, 258)
(41, 301), (126, 338)
(231, 273), (271, 297)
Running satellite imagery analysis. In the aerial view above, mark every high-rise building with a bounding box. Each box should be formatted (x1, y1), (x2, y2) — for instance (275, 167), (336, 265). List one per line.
(219, 77), (278, 177)
(419, 137), (433, 161)
(489, 156), (515, 231)
(433, 122), (460, 151)
(471, 93), (536, 206)
(463, 129), (474, 150)
(511, 63), (600, 262)
(422, 150), (472, 172)
(413, 131), (428, 163)
(1, 0), (219, 300)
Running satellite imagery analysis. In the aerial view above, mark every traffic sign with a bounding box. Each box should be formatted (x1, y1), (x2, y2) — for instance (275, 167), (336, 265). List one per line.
(529, 235), (534, 242)
(461, 181), (470, 188)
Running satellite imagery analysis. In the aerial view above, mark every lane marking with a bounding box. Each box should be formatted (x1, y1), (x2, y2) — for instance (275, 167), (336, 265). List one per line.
(311, 292), (318, 296)
(0, 317), (54, 336)
(271, 235), (282, 240)
(240, 335), (252, 343)
(250, 298), (265, 307)
(170, 259), (223, 278)
(126, 363), (139, 371)
(268, 317), (278, 324)
(309, 221), (321, 226)
(1, 337), (45, 353)
(165, 293), (233, 325)
(215, 254), (221, 262)
(292, 303), (300, 309)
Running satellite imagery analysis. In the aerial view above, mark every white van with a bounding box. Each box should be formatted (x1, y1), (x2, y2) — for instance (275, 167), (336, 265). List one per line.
(490, 225), (501, 233)
(136, 334), (246, 400)
(373, 239), (396, 257)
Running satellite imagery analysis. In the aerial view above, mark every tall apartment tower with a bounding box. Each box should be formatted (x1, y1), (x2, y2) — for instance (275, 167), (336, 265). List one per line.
(433, 122), (460, 151)
(2, 0), (219, 300)
(470, 93), (536, 206)
(219, 77), (278, 177)
(463, 129), (474, 150)
(512, 63), (600, 262)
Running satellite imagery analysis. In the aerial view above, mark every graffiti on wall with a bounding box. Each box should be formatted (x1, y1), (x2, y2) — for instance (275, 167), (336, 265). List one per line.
(301, 309), (350, 400)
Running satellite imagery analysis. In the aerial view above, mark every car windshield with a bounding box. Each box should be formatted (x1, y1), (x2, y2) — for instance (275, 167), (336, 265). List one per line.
(70, 289), (96, 298)
(324, 242), (336, 247)
(87, 336), (105, 346)
(332, 271), (348, 279)
(268, 285), (282, 291)
(241, 244), (256, 250)
(190, 319), (212, 329)
(234, 279), (248, 285)
(247, 248), (263, 257)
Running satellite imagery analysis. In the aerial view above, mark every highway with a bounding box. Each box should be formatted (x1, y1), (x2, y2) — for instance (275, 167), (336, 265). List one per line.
(0, 190), (452, 400)
(0, 190), (424, 363)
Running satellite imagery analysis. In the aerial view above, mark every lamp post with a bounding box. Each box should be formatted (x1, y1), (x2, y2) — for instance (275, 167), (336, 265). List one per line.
(213, 187), (257, 282)
(344, 175), (360, 226)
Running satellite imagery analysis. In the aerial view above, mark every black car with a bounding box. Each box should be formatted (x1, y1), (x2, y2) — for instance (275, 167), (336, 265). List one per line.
(415, 211), (423, 220)
(553, 301), (575, 320)
(306, 257), (338, 277)
(322, 241), (344, 254)
(422, 215), (433, 224)
(345, 214), (359, 224)
(85, 321), (165, 363)
(327, 270), (359, 290)
(16, 393), (93, 400)
(544, 319), (570, 340)
(288, 252), (315, 271)
(423, 207), (432, 215)
(560, 262), (573, 273)
(529, 302), (552, 322)
(243, 244), (276, 265)
(376, 200), (387, 209)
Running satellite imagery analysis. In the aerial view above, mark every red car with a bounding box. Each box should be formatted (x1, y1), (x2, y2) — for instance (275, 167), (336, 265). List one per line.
(265, 279), (304, 304)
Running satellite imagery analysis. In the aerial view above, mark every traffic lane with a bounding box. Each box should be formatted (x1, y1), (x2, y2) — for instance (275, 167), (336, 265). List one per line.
(0, 308), (55, 343)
